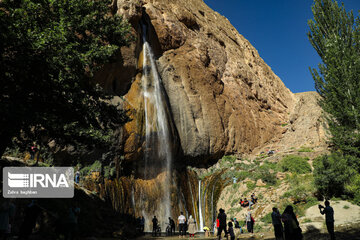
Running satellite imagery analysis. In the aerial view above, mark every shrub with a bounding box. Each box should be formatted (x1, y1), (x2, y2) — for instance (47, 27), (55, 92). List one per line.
(246, 182), (256, 191)
(280, 155), (311, 174)
(298, 146), (313, 152)
(313, 153), (355, 198)
(80, 160), (102, 176)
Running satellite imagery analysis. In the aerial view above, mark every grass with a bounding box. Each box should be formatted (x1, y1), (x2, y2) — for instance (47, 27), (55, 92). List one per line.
(280, 155), (312, 174)
(298, 146), (313, 152)
(260, 212), (272, 224)
(343, 205), (350, 209)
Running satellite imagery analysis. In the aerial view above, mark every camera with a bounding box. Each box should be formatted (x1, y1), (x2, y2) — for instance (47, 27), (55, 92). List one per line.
(318, 204), (324, 209)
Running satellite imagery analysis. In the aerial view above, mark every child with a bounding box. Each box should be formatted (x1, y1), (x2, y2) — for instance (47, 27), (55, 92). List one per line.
(227, 222), (235, 240)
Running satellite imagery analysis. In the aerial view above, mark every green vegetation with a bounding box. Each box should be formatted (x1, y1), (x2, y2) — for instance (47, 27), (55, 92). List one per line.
(0, 0), (132, 157)
(283, 174), (316, 203)
(308, 0), (360, 159)
(343, 205), (350, 209)
(261, 212), (273, 224)
(80, 160), (102, 176)
(313, 153), (360, 203)
(280, 155), (312, 174)
(308, 0), (360, 205)
(298, 146), (313, 152)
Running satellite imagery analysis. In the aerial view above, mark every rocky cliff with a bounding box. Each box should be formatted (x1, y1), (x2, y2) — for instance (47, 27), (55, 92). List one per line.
(95, 0), (296, 166)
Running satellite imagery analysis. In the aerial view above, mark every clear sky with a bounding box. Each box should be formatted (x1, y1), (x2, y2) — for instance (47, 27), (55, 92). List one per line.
(204, 0), (360, 93)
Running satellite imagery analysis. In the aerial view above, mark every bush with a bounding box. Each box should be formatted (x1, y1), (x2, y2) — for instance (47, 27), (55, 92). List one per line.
(283, 174), (316, 203)
(313, 153), (355, 198)
(298, 146), (313, 152)
(280, 155), (311, 174)
(80, 160), (102, 176)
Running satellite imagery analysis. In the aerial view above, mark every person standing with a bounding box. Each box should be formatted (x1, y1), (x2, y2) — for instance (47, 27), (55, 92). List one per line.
(281, 205), (302, 240)
(271, 207), (283, 240)
(227, 221), (235, 240)
(245, 210), (254, 234)
(178, 212), (186, 238)
(217, 208), (227, 240)
(75, 170), (80, 184)
(152, 216), (158, 237)
(187, 215), (196, 238)
(139, 216), (145, 234)
(319, 200), (335, 240)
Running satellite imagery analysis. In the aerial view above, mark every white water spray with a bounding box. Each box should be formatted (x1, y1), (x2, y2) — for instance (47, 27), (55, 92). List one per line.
(141, 22), (173, 229)
(198, 180), (204, 231)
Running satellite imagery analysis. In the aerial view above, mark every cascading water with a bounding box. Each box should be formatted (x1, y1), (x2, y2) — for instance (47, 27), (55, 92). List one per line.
(198, 180), (204, 231)
(140, 22), (173, 230)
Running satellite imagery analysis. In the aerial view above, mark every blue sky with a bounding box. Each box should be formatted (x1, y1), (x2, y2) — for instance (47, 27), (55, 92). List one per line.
(204, 0), (360, 93)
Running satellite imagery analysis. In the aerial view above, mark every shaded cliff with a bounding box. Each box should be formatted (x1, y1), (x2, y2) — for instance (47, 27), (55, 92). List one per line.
(95, 0), (296, 166)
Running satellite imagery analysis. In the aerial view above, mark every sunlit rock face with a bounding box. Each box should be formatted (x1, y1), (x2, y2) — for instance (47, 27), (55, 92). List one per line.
(96, 0), (296, 166)
(93, 0), (297, 232)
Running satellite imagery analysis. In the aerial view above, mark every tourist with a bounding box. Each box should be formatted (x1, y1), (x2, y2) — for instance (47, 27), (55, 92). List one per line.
(271, 207), (284, 240)
(203, 226), (210, 237)
(217, 208), (227, 240)
(140, 216), (145, 234)
(245, 210), (254, 233)
(281, 205), (302, 240)
(243, 198), (249, 207)
(227, 222), (235, 240)
(75, 170), (80, 184)
(168, 217), (175, 235)
(319, 200), (335, 240)
(187, 215), (196, 238)
(152, 216), (158, 237)
(251, 193), (258, 203)
(178, 212), (186, 238)
(239, 199), (244, 207)
(248, 199), (254, 209)
(30, 143), (37, 160)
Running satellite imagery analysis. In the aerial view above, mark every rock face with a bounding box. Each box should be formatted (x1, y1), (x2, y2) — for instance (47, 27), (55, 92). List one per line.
(97, 0), (296, 165)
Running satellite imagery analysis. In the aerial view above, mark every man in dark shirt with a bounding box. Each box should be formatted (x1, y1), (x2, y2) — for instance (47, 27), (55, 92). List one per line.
(152, 216), (158, 237)
(217, 208), (227, 240)
(319, 200), (335, 240)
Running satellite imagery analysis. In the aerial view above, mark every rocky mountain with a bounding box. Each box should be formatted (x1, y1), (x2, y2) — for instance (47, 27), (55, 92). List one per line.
(96, 0), (296, 166)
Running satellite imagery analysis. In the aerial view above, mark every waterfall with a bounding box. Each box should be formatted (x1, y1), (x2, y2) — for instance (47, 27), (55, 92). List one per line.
(141, 22), (173, 229)
(188, 179), (198, 230)
(198, 180), (204, 231)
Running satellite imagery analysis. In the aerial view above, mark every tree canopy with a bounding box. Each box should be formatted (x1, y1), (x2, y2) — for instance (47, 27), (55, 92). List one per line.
(308, 0), (360, 157)
(308, 0), (360, 202)
(0, 0), (133, 156)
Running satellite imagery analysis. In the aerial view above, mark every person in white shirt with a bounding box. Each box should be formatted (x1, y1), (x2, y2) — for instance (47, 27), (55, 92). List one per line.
(178, 212), (186, 238)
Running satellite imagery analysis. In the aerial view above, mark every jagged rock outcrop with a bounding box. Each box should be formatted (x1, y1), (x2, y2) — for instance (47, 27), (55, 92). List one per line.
(97, 0), (296, 165)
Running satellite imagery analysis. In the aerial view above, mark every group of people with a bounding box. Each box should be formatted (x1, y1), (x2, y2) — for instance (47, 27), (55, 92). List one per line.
(272, 200), (335, 240)
(151, 211), (195, 238)
(214, 208), (254, 240)
(239, 193), (258, 209)
(271, 206), (302, 240)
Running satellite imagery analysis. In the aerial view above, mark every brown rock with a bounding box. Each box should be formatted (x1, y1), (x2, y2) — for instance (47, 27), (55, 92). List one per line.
(98, 0), (296, 164)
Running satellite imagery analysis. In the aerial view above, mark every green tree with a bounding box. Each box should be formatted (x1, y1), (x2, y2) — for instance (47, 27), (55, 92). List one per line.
(308, 0), (360, 157)
(313, 153), (356, 198)
(0, 0), (132, 156)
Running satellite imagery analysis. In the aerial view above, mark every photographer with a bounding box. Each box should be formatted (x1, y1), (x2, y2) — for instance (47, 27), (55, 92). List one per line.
(319, 200), (335, 240)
